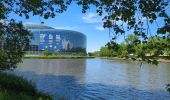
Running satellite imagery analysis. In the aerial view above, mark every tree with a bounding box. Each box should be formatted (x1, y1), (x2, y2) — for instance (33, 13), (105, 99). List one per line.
(106, 34), (169, 64)
(0, 0), (170, 69)
(0, 20), (32, 70)
(100, 46), (113, 57)
(125, 34), (140, 54)
(141, 36), (170, 59)
(117, 43), (129, 58)
(125, 34), (139, 45)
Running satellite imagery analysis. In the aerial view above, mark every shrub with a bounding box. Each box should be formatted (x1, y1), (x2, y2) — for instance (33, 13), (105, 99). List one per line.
(0, 72), (52, 99)
(42, 51), (53, 56)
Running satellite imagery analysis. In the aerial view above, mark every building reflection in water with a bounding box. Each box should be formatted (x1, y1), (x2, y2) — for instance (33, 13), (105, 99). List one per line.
(17, 59), (87, 82)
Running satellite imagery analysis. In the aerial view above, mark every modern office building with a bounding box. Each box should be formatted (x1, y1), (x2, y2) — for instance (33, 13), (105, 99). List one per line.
(26, 24), (86, 54)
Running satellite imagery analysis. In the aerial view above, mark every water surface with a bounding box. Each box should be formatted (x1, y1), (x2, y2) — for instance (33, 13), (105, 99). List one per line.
(11, 58), (170, 100)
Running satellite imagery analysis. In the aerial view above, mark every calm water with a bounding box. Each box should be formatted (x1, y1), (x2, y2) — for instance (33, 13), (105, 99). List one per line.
(10, 58), (170, 100)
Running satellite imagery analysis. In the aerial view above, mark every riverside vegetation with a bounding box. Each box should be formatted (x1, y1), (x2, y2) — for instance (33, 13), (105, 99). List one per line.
(0, 72), (52, 100)
(88, 34), (170, 64)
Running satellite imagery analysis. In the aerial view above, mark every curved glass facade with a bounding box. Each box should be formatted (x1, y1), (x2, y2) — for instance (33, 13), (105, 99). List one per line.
(27, 24), (86, 53)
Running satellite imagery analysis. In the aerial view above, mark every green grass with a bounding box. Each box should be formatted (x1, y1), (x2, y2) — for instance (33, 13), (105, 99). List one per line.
(24, 55), (95, 59)
(0, 72), (52, 100)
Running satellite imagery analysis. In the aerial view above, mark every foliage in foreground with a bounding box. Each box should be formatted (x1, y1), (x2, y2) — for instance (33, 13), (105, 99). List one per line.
(0, 20), (32, 70)
(0, 72), (52, 100)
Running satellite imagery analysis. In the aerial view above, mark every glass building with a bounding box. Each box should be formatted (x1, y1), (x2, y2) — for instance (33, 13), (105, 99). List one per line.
(26, 24), (86, 54)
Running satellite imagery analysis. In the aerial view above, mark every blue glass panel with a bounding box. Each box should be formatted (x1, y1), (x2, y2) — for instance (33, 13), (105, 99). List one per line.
(29, 29), (87, 52)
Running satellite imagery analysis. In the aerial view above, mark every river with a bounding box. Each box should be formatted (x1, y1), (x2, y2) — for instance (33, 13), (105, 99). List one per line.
(10, 58), (170, 100)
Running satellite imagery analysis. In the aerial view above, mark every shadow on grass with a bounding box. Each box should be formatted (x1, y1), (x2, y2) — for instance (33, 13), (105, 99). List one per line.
(7, 70), (170, 100)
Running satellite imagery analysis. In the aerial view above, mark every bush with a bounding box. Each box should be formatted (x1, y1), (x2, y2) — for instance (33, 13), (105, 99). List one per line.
(0, 72), (36, 95)
(42, 51), (53, 56)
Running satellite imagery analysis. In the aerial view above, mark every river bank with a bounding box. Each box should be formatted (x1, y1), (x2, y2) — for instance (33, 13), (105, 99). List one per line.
(24, 55), (170, 63)
(99, 56), (170, 63)
(24, 55), (95, 59)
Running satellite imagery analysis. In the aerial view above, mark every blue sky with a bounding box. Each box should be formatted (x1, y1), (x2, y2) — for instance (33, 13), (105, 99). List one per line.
(8, 3), (125, 52)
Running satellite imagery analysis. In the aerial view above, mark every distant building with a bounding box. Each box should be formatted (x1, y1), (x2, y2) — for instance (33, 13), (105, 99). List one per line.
(26, 24), (86, 55)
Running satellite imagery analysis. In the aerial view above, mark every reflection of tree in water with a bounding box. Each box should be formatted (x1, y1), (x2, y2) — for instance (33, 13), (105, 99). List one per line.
(67, 43), (70, 51)
(60, 48), (86, 54)
(61, 39), (86, 53)
(17, 59), (87, 80)
(62, 39), (73, 50)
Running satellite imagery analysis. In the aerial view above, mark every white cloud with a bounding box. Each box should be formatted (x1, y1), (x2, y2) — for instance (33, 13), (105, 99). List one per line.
(82, 12), (102, 23)
(96, 26), (105, 31)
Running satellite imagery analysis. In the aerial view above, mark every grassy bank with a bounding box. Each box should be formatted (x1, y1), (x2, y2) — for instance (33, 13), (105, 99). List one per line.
(0, 72), (52, 100)
(24, 55), (95, 59)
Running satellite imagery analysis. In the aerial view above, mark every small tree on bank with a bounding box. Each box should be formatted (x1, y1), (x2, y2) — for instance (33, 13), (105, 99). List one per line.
(0, 20), (32, 70)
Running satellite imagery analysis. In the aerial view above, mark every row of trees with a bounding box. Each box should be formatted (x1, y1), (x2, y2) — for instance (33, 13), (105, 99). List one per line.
(89, 34), (170, 65)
